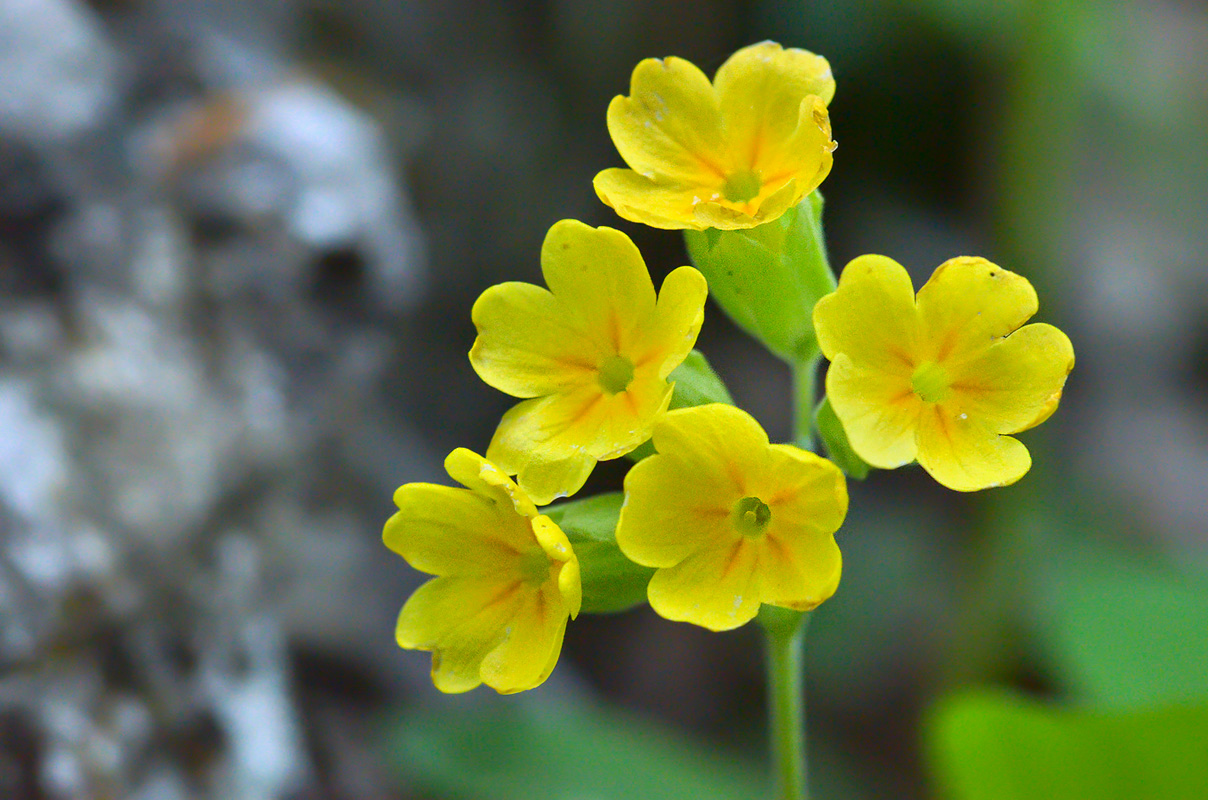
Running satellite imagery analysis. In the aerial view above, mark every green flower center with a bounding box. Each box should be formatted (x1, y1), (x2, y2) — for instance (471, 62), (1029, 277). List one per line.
(722, 170), (762, 204)
(598, 354), (635, 395)
(911, 361), (951, 403)
(731, 496), (772, 537)
(519, 545), (551, 586)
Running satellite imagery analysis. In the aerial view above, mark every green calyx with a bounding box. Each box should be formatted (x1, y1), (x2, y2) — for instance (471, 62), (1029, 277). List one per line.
(732, 496), (772, 537)
(598, 354), (635, 395)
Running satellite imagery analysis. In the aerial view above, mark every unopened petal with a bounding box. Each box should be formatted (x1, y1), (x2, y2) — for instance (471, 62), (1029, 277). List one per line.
(443, 448), (538, 519)
(915, 404), (1032, 491)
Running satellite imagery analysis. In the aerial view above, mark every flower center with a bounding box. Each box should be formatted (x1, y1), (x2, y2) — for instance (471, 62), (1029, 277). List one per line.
(731, 496), (772, 537)
(598, 354), (635, 395)
(519, 544), (550, 586)
(722, 170), (762, 204)
(911, 361), (951, 403)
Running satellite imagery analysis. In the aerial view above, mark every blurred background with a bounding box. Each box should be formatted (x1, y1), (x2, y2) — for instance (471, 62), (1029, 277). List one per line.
(2, 0), (1206, 798)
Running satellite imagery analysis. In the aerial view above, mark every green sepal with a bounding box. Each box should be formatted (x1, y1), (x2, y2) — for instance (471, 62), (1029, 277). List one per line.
(628, 349), (733, 461)
(815, 396), (872, 479)
(684, 191), (835, 362)
(543, 492), (653, 614)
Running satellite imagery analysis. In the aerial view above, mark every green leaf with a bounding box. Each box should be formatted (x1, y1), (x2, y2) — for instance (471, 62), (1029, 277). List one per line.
(668, 349), (734, 408)
(684, 192), (835, 362)
(1032, 541), (1208, 708)
(628, 349), (732, 461)
(386, 699), (768, 800)
(926, 689), (1208, 800)
(544, 492), (653, 614)
(814, 397), (871, 479)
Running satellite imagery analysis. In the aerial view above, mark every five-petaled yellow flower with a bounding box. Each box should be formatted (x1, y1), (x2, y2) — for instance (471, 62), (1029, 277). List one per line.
(471, 219), (708, 505)
(594, 41), (837, 231)
(615, 404), (847, 631)
(384, 448), (581, 694)
(813, 255), (1075, 492)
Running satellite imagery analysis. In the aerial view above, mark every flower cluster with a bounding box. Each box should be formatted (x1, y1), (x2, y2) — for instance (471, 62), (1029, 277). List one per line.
(383, 40), (1073, 694)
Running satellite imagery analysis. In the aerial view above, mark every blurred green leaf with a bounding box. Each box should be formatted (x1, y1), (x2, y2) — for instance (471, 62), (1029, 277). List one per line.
(388, 700), (767, 800)
(814, 397), (871, 479)
(629, 349), (733, 461)
(668, 349), (734, 409)
(1033, 542), (1208, 708)
(544, 492), (653, 614)
(926, 689), (1208, 800)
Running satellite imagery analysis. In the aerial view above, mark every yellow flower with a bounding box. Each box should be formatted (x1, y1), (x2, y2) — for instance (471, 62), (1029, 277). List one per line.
(383, 448), (581, 694)
(813, 255), (1075, 492)
(615, 404), (847, 632)
(470, 219), (708, 505)
(594, 41), (837, 231)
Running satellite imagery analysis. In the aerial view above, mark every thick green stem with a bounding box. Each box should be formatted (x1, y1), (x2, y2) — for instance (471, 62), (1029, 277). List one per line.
(761, 607), (810, 800)
(792, 355), (819, 452)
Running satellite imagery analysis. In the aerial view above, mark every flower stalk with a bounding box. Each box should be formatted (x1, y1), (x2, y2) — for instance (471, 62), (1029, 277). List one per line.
(760, 606), (811, 800)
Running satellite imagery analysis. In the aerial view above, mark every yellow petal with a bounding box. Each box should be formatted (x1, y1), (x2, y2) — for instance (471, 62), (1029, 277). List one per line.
(470, 281), (600, 398)
(748, 445), (845, 610)
(479, 582), (569, 694)
(630, 265), (708, 379)
(592, 169), (706, 230)
(384, 484), (528, 575)
(915, 404), (1032, 491)
(824, 353), (922, 468)
(489, 376), (672, 468)
(444, 448), (537, 518)
(646, 538), (762, 631)
(395, 576), (524, 694)
(692, 177), (802, 230)
(607, 56), (726, 186)
(541, 220), (657, 353)
(650, 403), (770, 489)
(758, 530), (842, 612)
(616, 450), (736, 569)
(916, 258), (1038, 365)
(814, 254), (919, 374)
(557, 554), (582, 619)
(715, 42), (835, 169)
(949, 323), (1075, 435)
(754, 97), (834, 196)
(759, 445), (849, 535)
(512, 449), (596, 507)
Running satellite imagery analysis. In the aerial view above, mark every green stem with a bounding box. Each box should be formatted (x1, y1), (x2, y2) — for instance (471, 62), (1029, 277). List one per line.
(792, 354), (819, 451)
(760, 607), (811, 800)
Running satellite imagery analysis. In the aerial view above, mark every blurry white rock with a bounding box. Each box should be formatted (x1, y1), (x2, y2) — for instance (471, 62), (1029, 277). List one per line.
(0, 0), (117, 144)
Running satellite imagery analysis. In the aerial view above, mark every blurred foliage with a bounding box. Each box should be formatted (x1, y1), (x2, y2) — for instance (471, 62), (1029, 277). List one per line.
(386, 700), (766, 800)
(926, 691), (1208, 800)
